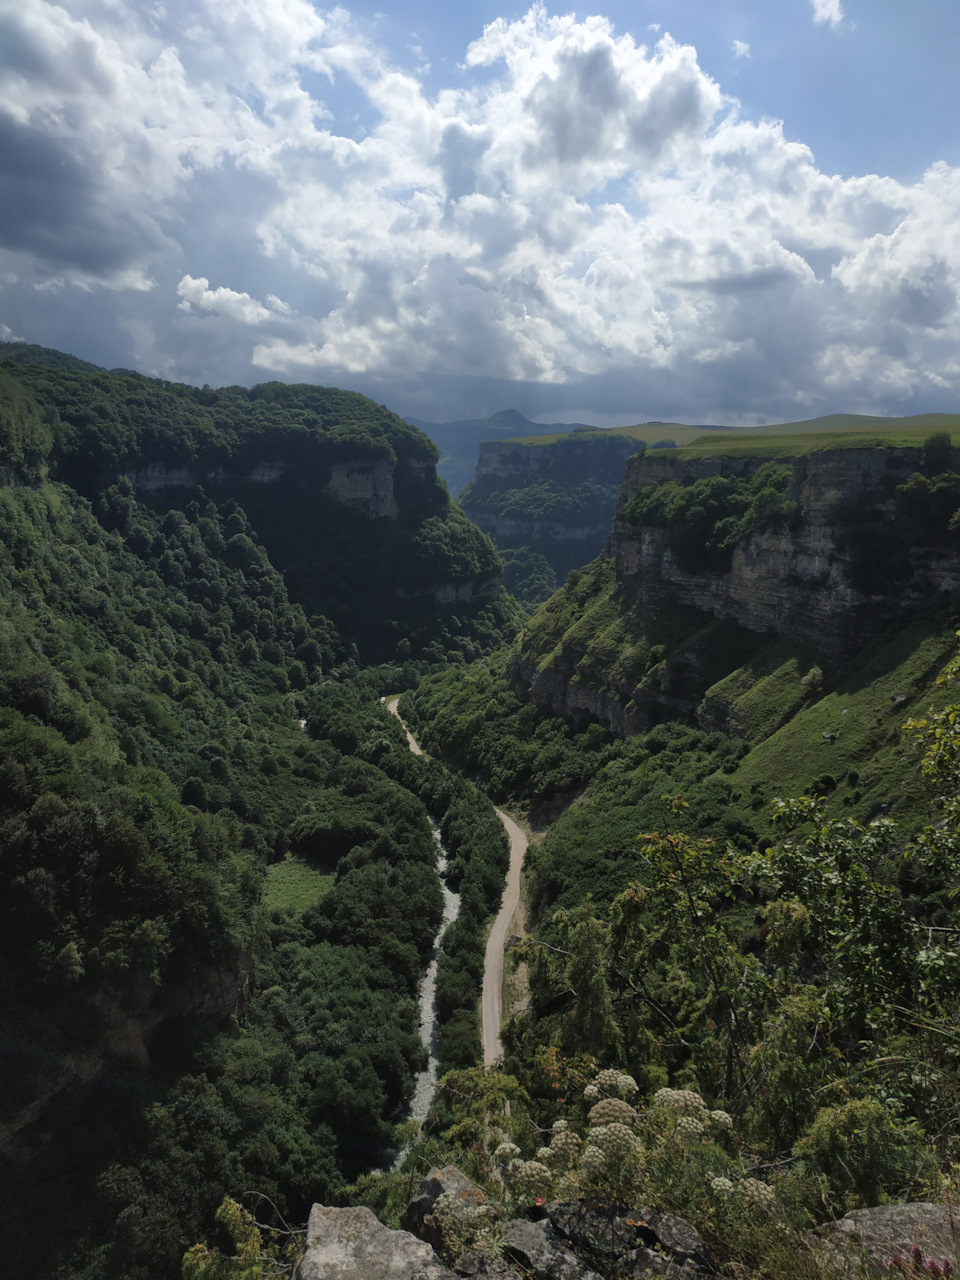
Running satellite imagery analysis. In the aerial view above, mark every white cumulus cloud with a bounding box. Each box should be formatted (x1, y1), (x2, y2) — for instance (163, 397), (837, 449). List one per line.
(1, 0), (958, 423)
(177, 276), (285, 325)
(811, 0), (844, 27)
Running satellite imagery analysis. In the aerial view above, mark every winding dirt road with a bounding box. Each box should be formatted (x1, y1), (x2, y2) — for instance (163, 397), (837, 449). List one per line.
(386, 697), (527, 1066)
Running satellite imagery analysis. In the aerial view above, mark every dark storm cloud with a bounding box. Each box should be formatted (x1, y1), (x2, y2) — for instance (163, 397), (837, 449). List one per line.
(0, 115), (162, 274)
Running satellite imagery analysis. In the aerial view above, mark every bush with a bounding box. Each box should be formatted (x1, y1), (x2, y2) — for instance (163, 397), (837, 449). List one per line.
(796, 1100), (935, 1212)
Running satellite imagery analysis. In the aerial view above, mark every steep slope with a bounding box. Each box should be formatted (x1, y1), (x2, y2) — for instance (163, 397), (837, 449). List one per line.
(509, 437), (960, 733)
(1, 356), (520, 662)
(459, 429), (641, 607)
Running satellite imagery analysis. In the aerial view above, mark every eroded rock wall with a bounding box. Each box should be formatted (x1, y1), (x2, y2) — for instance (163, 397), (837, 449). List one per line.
(609, 447), (960, 659)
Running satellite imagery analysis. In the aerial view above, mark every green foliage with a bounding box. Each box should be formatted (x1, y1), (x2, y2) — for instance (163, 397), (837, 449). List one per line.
(922, 430), (955, 474)
(0, 369), (516, 1278)
(0, 374), (55, 479)
(459, 433), (638, 603)
(500, 546), (558, 610)
(182, 1196), (276, 1279)
(796, 1101), (935, 1213)
(0, 356), (521, 664)
(626, 462), (796, 573)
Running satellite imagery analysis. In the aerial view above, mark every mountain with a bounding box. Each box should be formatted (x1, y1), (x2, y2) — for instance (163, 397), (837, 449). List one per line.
(404, 409), (595, 495)
(0, 356), (522, 662)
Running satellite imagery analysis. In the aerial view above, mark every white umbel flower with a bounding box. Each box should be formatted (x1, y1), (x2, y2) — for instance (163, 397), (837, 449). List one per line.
(739, 1177), (776, 1206)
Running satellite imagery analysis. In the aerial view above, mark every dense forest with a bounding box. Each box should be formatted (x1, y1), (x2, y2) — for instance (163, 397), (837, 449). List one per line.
(0, 353), (512, 1279)
(5, 344), (960, 1280)
(459, 430), (641, 608)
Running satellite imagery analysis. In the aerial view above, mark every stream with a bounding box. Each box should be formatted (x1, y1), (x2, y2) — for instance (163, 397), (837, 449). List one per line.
(405, 823), (461, 1128)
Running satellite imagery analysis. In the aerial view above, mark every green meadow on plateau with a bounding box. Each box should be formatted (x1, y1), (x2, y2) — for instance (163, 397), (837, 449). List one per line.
(4, 343), (960, 1279)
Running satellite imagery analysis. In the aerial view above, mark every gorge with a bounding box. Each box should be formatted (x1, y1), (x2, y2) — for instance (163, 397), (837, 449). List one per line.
(5, 343), (960, 1280)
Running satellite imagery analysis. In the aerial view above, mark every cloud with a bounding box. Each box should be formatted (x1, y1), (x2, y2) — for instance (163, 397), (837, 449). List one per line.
(732, 40), (751, 59)
(811, 0), (844, 27)
(0, 1), (958, 425)
(177, 275), (285, 325)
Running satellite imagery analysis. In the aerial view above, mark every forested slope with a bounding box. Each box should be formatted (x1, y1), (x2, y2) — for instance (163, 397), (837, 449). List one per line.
(393, 430), (960, 1275)
(0, 357), (511, 1279)
(0, 353), (520, 661)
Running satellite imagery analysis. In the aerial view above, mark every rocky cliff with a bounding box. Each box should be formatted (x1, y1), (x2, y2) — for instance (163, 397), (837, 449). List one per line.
(610, 446), (960, 655)
(508, 442), (960, 734)
(126, 454), (436, 520)
(293, 1164), (960, 1280)
(460, 431), (641, 606)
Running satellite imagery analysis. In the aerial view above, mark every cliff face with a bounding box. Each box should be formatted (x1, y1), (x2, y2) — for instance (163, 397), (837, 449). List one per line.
(125, 455), (423, 520)
(609, 447), (960, 656)
(460, 432), (641, 604)
(508, 444), (960, 734)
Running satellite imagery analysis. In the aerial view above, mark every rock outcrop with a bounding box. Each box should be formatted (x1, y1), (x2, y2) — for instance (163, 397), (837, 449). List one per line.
(608, 447), (960, 660)
(296, 1168), (718, 1280)
(296, 1205), (458, 1280)
(508, 443), (960, 734)
(805, 1202), (960, 1274)
(295, 1164), (960, 1280)
(126, 455), (432, 520)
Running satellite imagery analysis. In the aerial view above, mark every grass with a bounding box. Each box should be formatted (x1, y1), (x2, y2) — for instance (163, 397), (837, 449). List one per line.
(722, 618), (959, 838)
(502, 412), (960, 456)
(262, 855), (335, 914)
(698, 638), (817, 744)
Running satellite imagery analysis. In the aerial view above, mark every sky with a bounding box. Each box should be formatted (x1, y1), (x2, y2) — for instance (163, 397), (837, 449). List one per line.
(1, 0), (959, 427)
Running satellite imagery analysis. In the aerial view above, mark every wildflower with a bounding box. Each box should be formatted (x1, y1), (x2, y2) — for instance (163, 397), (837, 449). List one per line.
(552, 1119), (569, 1134)
(583, 1084), (601, 1101)
(739, 1177), (776, 1207)
(549, 1129), (583, 1164)
(512, 1160), (552, 1200)
(537, 1146), (554, 1163)
(676, 1115), (705, 1139)
(653, 1087), (707, 1112)
(709, 1110), (733, 1130)
(588, 1097), (637, 1127)
(590, 1122), (641, 1156)
(579, 1144), (606, 1174)
(595, 1068), (640, 1098)
(493, 1142), (521, 1165)
(709, 1176), (735, 1197)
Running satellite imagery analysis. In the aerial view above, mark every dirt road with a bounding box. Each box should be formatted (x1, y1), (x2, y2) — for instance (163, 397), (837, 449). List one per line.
(386, 696), (527, 1066)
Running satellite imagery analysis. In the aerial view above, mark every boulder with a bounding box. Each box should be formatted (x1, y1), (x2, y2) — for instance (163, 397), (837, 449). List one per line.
(500, 1218), (603, 1280)
(295, 1204), (457, 1280)
(642, 1211), (714, 1273)
(401, 1165), (487, 1252)
(545, 1202), (643, 1258)
(453, 1247), (524, 1278)
(545, 1202), (714, 1275)
(806, 1203), (960, 1275)
(618, 1248), (703, 1278)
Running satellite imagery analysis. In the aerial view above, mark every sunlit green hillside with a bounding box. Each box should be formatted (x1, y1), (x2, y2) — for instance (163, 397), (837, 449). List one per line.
(507, 411), (960, 453)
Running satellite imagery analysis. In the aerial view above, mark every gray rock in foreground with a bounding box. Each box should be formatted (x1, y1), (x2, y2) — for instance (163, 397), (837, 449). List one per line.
(295, 1204), (457, 1280)
(500, 1218), (603, 1280)
(400, 1164), (487, 1252)
(806, 1203), (960, 1274)
(545, 1202), (714, 1276)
